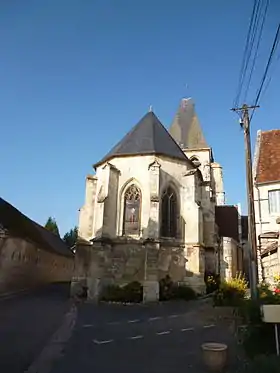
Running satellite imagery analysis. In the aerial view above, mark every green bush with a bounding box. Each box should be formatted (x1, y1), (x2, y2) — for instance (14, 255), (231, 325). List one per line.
(100, 281), (143, 303)
(159, 275), (196, 301)
(238, 355), (280, 373)
(122, 281), (143, 303)
(204, 272), (220, 294)
(172, 284), (197, 301)
(213, 274), (248, 307)
(159, 275), (174, 301)
(236, 298), (277, 358)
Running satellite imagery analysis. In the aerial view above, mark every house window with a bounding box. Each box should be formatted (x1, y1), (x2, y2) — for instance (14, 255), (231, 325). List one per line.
(161, 186), (177, 238)
(268, 190), (280, 214)
(123, 184), (141, 235)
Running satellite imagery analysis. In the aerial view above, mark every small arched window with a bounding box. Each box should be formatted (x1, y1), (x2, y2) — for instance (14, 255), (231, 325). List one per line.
(161, 186), (177, 238)
(123, 184), (141, 235)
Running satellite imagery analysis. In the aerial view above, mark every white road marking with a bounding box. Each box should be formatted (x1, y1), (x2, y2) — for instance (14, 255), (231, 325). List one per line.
(149, 316), (162, 321)
(181, 327), (195, 332)
(203, 324), (215, 328)
(169, 314), (179, 318)
(156, 331), (171, 335)
(129, 335), (143, 340)
(93, 339), (114, 345)
(128, 319), (139, 323)
(83, 324), (94, 328)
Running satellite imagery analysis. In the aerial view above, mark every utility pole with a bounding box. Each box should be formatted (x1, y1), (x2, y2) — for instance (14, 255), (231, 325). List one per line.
(231, 104), (259, 299)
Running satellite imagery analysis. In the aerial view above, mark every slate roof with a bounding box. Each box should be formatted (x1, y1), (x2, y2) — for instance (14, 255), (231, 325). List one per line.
(94, 111), (189, 168)
(0, 197), (74, 258)
(255, 129), (280, 184)
(169, 98), (209, 149)
(215, 205), (239, 242)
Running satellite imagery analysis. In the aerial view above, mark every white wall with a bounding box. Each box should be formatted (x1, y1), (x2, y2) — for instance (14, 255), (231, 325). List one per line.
(254, 182), (280, 239)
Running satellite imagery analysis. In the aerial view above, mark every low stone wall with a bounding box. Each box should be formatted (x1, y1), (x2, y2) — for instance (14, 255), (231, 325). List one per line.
(261, 250), (280, 284)
(71, 239), (205, 300)
(0, 236), (74, 294)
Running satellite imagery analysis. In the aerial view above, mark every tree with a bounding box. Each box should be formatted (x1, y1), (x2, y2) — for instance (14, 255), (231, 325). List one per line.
(45, 217), (60, 237)
(63, 226), (78, 248)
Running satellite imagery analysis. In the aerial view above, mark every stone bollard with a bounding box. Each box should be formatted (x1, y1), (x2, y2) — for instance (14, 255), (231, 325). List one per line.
(201, 343), (228, 372)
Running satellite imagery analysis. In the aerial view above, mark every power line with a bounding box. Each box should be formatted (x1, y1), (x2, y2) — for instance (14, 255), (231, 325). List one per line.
(261, 50), (280, 100)
(243, 0), (270, 103)
(234, 0), (259, 108)
(250, 22), (280, 120)
(240, 0), (262, 102)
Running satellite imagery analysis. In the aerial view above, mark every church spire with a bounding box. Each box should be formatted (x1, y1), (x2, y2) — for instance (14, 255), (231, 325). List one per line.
(169, 98), (209, 149)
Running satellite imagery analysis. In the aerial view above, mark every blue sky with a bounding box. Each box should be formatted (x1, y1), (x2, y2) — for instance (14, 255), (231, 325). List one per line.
(1, 1), (280, 235)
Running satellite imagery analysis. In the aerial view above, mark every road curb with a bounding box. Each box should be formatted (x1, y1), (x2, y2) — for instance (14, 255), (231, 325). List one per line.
(25, 302), (77, 373)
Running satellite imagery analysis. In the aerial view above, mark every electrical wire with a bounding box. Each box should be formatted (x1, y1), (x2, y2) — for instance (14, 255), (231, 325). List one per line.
(233, 0), (259, 108)
(250, 22), (280, 120)
(242, 0), (270, 103)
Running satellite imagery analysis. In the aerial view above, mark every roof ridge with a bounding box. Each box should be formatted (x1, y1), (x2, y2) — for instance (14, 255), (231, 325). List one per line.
(94, 111), (189, 168)
(152, 111), (188, 159)
(0, 197), (73, 257)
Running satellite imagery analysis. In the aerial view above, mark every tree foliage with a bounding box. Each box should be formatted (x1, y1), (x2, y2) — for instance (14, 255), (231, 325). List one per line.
(63, 226), (78, 248)
(44, 217), (60, 237)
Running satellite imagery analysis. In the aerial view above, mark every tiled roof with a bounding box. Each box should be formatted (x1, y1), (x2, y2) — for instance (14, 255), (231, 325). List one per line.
(94, 111), (189, 168)
(169, 98), (209, 149)
(215, 205), (239, 242)
(256, 129), (280, 183)
(0, 197), (74, 258)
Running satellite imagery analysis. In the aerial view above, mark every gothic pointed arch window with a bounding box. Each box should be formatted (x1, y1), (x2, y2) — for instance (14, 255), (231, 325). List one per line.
(161, 186), (177, 238)
(123, 184), (141, 235)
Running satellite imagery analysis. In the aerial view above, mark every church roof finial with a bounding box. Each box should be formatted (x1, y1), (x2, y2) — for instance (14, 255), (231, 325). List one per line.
(149, 105), (153, 112)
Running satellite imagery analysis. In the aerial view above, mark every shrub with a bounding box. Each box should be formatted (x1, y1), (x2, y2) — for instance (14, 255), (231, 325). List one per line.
(122, 281), (143, 303)
(172, 284), (197, 301)
(159, 275), (196, 301)
(100, 281), (143, 303)
(213, 273), (248, 307)
(241, 323), (276, 358)
(238, 355), (280, 372)
(100, 284), (124, 302)
(236, 297), (278, 358)
(205, 272), (220, 294)
(159, 275), (174, 301)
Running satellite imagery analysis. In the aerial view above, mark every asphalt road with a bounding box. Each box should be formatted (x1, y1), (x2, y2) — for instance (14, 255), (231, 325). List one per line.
(0, 283), (71, 373)
(50, 300), (241, 373)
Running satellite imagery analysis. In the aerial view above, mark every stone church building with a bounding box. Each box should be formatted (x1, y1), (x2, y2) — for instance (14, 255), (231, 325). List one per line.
(72, 98), (226, 300)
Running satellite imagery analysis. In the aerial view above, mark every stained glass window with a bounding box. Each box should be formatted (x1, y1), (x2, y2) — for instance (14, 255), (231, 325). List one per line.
(161, 186), (177, 238)
(123, 184), (141, 235)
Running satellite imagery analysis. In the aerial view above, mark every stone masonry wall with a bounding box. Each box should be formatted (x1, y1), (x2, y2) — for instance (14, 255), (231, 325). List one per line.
(262, 251), (280, 284)
(71, 239), (206, 299)
(0, 235), (74, 294)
